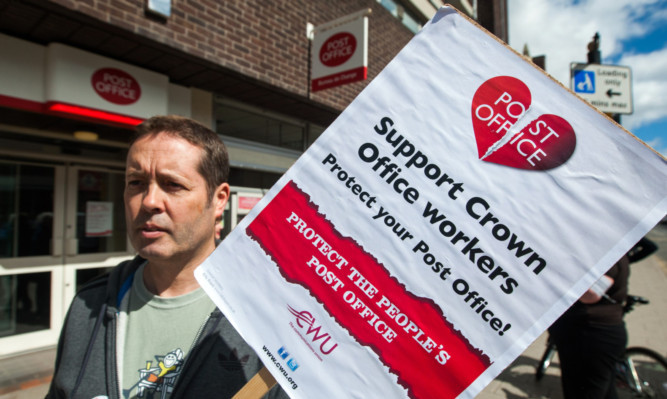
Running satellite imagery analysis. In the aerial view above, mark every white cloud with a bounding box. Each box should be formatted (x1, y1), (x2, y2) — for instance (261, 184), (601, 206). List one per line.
(619, 47), (667, 129)
(508, 0), (667, 135)
(644, 137), (667, 157)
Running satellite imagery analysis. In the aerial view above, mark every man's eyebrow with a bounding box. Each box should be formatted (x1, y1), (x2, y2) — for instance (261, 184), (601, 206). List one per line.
(125, 169), (144, 177)
(125, 169), (188, 182)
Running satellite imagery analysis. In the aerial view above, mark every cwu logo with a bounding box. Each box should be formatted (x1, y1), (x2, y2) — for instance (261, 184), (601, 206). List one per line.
(288, 305), (338, 355)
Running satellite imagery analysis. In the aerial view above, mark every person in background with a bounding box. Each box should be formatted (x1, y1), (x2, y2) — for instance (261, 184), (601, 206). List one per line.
(48, 115), (286, 399)
(549, 236), (657, 399)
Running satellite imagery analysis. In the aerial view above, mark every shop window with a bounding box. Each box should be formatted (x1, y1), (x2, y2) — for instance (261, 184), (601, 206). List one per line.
(307, 124), (327, 147)
(228, 167), (282, 189)
(377, 0), (424, 34)
(76, 170), (127, 254)
(214, 101), (306, 151)
(0, 272), (51, 337)
(0, 163), (55, 258)
(379, 0), (399, 16)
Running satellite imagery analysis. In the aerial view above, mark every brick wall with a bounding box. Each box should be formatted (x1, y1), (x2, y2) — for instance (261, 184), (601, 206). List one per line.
(46, 0), (415, 112)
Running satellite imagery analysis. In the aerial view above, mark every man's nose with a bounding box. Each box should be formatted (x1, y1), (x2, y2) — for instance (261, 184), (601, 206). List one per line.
(142, 183), (165, 213)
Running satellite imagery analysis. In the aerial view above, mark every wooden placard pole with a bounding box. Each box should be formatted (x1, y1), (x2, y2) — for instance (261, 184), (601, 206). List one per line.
(232, 366), (277, 399)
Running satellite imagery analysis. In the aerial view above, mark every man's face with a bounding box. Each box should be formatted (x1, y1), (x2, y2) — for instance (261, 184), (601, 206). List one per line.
(124, 132), (228, 267)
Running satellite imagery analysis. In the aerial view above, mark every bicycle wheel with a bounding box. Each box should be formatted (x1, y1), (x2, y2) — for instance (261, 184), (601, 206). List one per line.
(617, 347), (667, 398)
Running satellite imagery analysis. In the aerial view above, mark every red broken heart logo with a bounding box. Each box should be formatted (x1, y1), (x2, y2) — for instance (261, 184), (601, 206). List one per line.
(471, 76), (576, 171)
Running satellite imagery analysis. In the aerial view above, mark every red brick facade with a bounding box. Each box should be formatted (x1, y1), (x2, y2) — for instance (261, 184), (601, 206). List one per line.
(47, 0), (415, 112)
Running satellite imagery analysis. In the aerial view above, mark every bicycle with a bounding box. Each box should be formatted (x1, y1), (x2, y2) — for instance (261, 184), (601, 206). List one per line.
(535, 295), (667, 398)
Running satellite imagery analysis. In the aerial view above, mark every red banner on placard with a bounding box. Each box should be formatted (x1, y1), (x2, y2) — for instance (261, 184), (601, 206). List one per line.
(247, 180), (490, 399)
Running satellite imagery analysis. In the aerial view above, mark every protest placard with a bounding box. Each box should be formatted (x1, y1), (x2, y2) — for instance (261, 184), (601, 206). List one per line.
(196, 6), (667, 398)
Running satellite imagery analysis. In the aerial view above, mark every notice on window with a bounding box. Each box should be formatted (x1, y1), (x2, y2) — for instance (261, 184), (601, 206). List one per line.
(196, 7), (666, 399)
(85, 201), (113, 237)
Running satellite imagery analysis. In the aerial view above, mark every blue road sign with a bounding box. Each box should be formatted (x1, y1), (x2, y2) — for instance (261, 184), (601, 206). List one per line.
(573, 70), (595, 94)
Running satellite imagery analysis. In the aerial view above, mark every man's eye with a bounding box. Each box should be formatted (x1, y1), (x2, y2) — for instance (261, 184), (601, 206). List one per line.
(166, 182), (185, 189)
(127, 180), (142, 187)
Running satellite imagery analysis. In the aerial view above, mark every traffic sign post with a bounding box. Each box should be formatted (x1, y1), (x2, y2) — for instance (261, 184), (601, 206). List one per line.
(570, 63), (633, 115)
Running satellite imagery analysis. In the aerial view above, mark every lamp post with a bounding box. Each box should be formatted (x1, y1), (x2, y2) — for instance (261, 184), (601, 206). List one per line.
(587, 32), (601, 64)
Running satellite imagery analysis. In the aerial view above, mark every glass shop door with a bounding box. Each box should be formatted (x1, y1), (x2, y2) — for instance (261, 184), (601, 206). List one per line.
(0, 161), (132, 355)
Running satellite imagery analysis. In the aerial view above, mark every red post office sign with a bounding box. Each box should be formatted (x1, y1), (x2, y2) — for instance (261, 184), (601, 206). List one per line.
(311, 12), (368, 92)
(91, 67), (142, 105)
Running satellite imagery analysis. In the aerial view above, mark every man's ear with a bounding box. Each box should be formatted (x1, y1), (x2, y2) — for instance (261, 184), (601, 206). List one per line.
(214, 183), (230, 220)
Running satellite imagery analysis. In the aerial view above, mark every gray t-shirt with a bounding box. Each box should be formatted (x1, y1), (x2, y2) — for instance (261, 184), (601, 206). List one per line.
(121, 264), (215, 399)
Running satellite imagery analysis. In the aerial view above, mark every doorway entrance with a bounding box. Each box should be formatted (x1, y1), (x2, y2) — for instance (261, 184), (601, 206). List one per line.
(0, 153), (132, 355)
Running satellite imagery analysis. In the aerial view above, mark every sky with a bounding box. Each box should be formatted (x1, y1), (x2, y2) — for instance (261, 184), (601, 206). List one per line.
(507, 0), (667, 156)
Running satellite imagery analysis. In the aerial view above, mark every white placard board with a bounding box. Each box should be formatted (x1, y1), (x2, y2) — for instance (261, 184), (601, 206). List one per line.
(197, 7), (666, 399)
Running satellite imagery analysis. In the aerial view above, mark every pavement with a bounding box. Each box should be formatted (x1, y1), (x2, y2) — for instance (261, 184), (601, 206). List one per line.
(1, 225), (666, 399)
(0, 347), (54, 399)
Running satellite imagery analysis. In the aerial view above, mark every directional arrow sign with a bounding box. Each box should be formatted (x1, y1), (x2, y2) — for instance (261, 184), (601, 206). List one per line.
(606, 89), (621, 98)
(570, 63), (633, 114)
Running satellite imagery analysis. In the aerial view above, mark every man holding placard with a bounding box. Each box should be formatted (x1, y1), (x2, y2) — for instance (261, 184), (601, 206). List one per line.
(48, 116), (286, 399)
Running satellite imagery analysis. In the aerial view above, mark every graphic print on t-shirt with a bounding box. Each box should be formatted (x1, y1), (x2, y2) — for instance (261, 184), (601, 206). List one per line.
(125, 348), (184, 399)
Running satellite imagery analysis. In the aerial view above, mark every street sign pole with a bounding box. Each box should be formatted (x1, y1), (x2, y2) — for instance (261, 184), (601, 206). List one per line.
(586, 33), (620, 123)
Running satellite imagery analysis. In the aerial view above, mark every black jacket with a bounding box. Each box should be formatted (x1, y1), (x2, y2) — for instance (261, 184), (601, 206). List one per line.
(47, 256), (287, 399)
